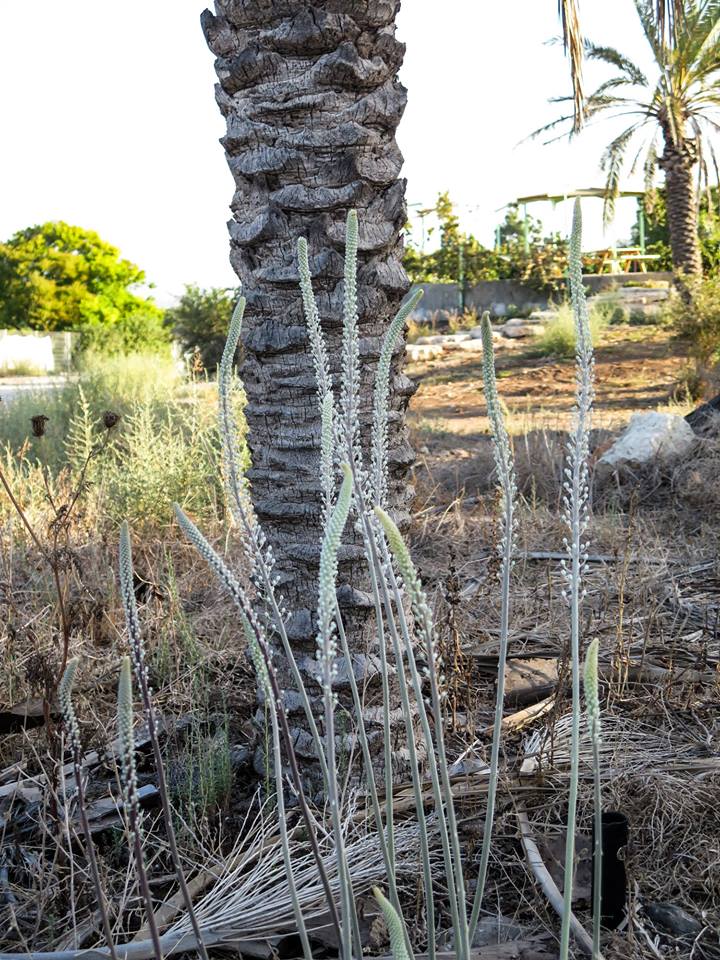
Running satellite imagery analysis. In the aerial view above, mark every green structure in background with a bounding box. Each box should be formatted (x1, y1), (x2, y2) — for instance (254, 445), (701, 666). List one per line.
(497, 188), (651, 271)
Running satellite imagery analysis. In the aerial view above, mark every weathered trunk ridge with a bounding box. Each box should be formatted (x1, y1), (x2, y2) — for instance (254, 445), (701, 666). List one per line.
(202, 2), (414, 749)
(659, 131), (703, 276)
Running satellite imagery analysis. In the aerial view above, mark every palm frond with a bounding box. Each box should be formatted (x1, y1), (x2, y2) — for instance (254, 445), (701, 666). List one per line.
(679, 0), (720, 67)
(600, 127), (636, 225)
(644, 135), (659, 197)
(704, 134), (720, 207)
(585, 42), (649, 85)
(558, 0), (584, 132)
(655, 0), (685, 46)
(634, 0), (667, 64)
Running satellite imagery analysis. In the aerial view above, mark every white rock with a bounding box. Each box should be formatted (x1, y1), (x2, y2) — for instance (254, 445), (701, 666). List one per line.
(497, 322), (538, 338)
(527, 309), (557, 323)
(599, 412), (695, 468)
(414, 335), (445, 345)
(406, 343), (443, 362)
(455, 339), (487, 352)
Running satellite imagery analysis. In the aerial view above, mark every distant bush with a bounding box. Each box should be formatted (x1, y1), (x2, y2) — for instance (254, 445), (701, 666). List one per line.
(533, 302), (609, 358)
(0, 353), (246, 529)
(592, 297), (629, 326)
(667, 276), (720, 379)
(167, 285), (241, 372)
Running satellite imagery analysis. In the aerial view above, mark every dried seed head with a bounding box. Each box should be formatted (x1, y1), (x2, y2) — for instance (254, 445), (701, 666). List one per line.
(31, 414), (49, 437)
(103, 410), (120, 430)
(58, 658), (81, 752)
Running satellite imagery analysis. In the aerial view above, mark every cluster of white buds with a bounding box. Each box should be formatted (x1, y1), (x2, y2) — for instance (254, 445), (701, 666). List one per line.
(370, 288), (424, 509)
(561, 200), (595, 600)
(339, 210), (363, 472)
(315, 464), (353, 692)
(297, 236), (333, 403)
(119, 521), (150, 693)
(558, 199), (597, 960)
(480, 314), (518, 568)
(117, 656), (142, 834)
(374, 507), (444, 692)
(319, 393), (336, 522)
(297, 235), (337, 523)
(173, 504), (272, 699)
(217, 300), (289, 627)
(218, 298), (255, 524)
(58, 657), (82, 754)
(583, 637), (601, 745)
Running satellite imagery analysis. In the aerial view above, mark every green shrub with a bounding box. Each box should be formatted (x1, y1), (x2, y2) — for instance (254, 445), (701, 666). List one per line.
(533, 302), (609, 357)
(167, 285), (241, 372)
(592, 297), (629, 326)
(0, 221), (168, 355)
(0, 352), (246, 530)
(667, 276), (720, 375)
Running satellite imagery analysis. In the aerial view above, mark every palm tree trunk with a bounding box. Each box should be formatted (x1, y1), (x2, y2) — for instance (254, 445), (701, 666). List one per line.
(202, 2), (414, 763)
(659, 133), (703, 276)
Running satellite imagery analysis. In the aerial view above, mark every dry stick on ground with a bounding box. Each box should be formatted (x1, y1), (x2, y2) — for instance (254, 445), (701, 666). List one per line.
(516, 807), (595, 957)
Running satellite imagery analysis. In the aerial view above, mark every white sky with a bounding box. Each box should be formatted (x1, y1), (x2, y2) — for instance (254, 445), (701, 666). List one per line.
(0, 1), (655, 306)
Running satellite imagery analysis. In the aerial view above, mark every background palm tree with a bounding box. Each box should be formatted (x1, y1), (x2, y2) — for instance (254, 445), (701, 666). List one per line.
(537, 0), (720, 276)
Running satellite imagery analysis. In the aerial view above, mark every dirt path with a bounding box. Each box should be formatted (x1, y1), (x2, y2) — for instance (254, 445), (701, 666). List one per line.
(407, 325), (690, 443)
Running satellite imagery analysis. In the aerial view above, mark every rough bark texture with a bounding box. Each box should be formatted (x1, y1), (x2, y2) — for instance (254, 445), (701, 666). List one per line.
(202, 2), (414, 751)
(659, 131), (703, 276)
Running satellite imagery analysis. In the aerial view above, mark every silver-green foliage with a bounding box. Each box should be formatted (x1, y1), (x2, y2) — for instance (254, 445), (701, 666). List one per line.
(168, 204), (598, 960)
(584, 637), (603, 960)
(560, 199), (596, 960)
(469, 312), (517, 939)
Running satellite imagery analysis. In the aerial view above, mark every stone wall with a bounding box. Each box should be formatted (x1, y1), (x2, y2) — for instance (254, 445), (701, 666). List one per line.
(412, 272), (673, 319)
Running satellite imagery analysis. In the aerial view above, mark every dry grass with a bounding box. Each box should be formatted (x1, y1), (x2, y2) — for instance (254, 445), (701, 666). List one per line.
(406, 415), (720, 957)
(1, 328), (719, 957)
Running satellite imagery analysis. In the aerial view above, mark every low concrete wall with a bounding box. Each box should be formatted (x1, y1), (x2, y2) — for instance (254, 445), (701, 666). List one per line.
(412, 272), (673, 318)
(0, 330), (74, 373)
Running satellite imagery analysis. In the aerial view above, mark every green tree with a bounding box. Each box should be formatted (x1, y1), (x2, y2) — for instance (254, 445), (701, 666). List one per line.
(403, 195), (568, 293)
(631, 188), (720, 273)
(0, 221), (167, 352)
(167, 284), (241, 371)
(535, 0), (720, 276)
(403, 193), (503, 286)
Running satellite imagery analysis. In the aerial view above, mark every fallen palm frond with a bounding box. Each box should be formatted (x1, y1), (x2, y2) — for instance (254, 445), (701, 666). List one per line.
(521, 711), (720, 779)
(516, 806), (594, 956)
(0, 813), (428, 960)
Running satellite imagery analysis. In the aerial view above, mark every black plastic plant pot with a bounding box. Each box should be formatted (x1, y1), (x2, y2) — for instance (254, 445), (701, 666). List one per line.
(592, 810), (629, 929)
